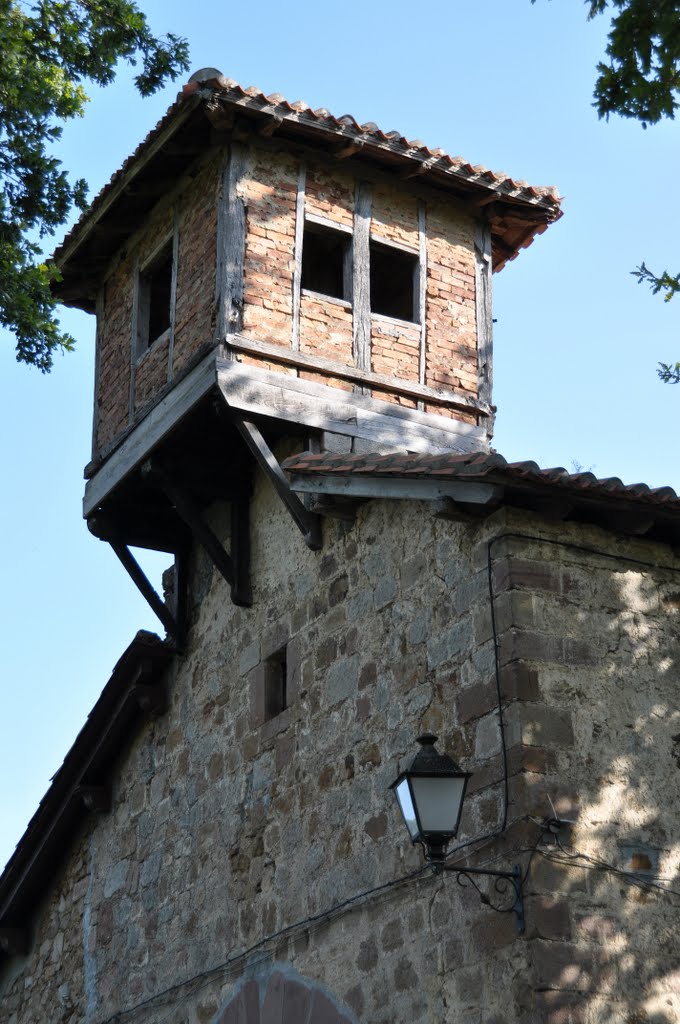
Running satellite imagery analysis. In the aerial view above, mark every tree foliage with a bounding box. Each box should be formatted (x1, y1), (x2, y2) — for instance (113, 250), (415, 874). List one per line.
(537, 1), (680, 380)
(0, 1), (189, 371)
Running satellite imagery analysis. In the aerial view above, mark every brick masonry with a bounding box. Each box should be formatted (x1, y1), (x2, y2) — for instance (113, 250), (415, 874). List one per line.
(3, 488), (680, 1024)
(92, 142), (485, 462)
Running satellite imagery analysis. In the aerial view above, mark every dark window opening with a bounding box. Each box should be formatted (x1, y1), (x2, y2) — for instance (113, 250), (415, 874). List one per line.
(370, 240), (418, 322)
(263, 646), (287, 721)
(139, 240), (173, 352)
(301, 222), (351, 302)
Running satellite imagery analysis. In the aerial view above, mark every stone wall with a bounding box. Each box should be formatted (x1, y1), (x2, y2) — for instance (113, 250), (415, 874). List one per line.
(5, 481), (678, 1024)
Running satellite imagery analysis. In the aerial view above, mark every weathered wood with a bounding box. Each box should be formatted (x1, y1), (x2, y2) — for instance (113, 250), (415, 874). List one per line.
(166, 206), (180, 383)
(128, 255), (141, 422)
(83, 350), (217, 517)
(334, 139), (365, 159)
(474, 221), (494, 416)
(304, 212), (353, 235)
(217, 357), (486, 454)
(231, 417), (322, 550)
(353, 182), (372, 375)
(216, 143), (249, 339)
(75, 786), (110, 813)
(110, 540), (178, 638)
(257, 114), (283, 137)
(417, 200), (428, 407)
(92, 287), (105, 460)
(224, 335), (492, 415)
(306, 493), (361, 521)
(142, 459), (253, 606)
(0, 928), (29, 956)
(132, 683), (167, 716)
(291, 162), (306, 351)
(287, 473), (504, 504)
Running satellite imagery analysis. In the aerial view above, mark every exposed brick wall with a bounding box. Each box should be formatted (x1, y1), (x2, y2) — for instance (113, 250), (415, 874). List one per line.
(96, 265), (133, 451)
(134, 333), (170, 417)
(242, 149), (297, 349)
(305, 163), (354, 229)
(172, 154), (220, 376)
(370, 185), (419, 249)
(425, 199), (478, 397)
(300, 295), (353, 365)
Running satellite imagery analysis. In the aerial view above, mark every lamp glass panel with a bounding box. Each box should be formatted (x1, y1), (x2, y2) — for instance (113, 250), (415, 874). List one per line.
(395, 778), (419, 839)
(410, 775), (466, 834)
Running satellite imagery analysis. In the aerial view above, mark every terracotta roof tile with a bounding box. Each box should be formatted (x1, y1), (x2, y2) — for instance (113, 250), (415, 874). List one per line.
(281, 450), (680, 513)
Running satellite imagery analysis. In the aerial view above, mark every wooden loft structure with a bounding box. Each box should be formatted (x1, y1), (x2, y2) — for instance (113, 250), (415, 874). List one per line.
(51, 71), (562, 642)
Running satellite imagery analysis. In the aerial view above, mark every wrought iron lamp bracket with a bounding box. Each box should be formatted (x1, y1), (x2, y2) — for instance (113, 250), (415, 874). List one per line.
(434, 862), (525, 934)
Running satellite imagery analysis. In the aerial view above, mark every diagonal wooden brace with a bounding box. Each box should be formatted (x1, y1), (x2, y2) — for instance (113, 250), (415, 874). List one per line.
(232, 416), (322, 550)
(110, 541), (179, 638)
(142, 459), (252, 606)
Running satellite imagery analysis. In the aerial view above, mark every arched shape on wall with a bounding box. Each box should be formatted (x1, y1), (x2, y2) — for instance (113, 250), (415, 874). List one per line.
(214, 965), (358, 1024)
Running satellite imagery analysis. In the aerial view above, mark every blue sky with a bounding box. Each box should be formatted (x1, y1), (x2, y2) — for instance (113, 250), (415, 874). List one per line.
(1, 0), (678, 871)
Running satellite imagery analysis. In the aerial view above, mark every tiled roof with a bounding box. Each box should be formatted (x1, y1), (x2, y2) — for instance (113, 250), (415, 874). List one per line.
(282, 450), (680, 511)
(53, 72), (562, 298)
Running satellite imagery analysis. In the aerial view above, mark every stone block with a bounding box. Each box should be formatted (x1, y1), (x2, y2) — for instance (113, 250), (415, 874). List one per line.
(526, 896), (572, 941)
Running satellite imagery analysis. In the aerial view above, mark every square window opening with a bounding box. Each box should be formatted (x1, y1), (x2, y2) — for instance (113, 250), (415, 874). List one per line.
(263, 646), (287, 721)
(138, 239), (173, 353)
(370, 240), (418, 322)
(301, 222), (351, 302)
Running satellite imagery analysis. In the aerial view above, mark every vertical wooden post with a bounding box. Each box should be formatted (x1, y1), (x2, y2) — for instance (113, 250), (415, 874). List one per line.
(167, 206), (180, 383)
(216, 142), (249, 345)
(475, 221), (494, 437)
(128, 257), (141, 424)
(291, 162), (306, 352)
(92, 286), (105, 459)
(352, 181), (372, 379)
(417, 199), (428, 410)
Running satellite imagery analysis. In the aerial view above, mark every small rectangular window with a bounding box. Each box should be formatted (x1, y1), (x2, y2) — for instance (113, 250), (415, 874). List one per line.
(301, 221), (351, 302)
(137, 239), (173, 354)
(263, 646), (287, 721)
(370, 240), (418, 322)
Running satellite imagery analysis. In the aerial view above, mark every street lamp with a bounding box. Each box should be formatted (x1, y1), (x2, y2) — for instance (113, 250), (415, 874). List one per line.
(391, 734), (525, 933)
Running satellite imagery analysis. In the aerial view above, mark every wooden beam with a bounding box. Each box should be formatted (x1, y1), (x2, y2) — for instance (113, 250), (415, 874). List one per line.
(217, 358), (487, 454)
(291, 162), (306, 351)
(417, 199), (427, 407)
(132, 683), (168, 716)
(0, 928), (29, 956)
(353, 181), (372, 377)
(306, 493), (361, 522)
(287, 472), (503, 505)
(75, 786), (110, 813)
(83, 349), (217, 518)
(225, 333), (491, 416)
(231, 417), (322, 550)
(474, 221), (494, 429)
(110, 541), (179, 638)
(333, 139), (365, 159)
(216, 143), (249, 339)
(142, 460), (253, 606)
(258, 114), (283, 137)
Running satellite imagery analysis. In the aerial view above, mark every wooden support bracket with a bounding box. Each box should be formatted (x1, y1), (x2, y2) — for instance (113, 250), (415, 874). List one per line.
(110, 541), (180, 638)
(141, 460), (252, 606)
(75, 785), (111, 813)
(231, 416), (322, 550)
(0, 928), (29, 957)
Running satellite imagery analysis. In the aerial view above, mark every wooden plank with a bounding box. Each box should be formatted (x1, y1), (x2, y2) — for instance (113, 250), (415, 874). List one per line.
(232, 417), (322, 550)
(352, 181), (372, 375)
(475, 221), (494, 416)
(225, 334), (491, 415)
(92, 287), (104, 460)
(83, 350), (218, 517)
(216, 142), (249, 339)
(217, 359), (486, 454)
(417, 200), (428, 405)
(167, 206), (180, 383)
(287, 473), (503, 504)
(141, 460), (248, 603)
(291, 162), (306, 351)
(304, 211), (353, 236)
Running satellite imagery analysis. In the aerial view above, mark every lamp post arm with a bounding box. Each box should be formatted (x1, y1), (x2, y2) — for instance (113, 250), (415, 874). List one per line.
(434, 863), (524, 934)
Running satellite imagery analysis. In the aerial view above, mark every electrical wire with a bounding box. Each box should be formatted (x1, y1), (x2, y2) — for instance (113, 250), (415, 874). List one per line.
(96, 863), (430, 1024)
